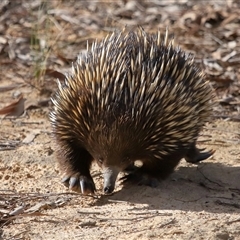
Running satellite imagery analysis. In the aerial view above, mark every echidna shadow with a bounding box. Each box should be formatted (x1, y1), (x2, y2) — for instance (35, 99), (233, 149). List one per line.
(107, 162), (240, 214)
(50, 28), (215, 195)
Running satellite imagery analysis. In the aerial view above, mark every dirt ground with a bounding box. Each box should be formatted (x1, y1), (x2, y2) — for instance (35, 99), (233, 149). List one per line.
(1, 1), (240, 240)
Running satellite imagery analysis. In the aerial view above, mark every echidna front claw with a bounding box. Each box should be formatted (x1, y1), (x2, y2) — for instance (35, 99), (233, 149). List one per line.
(61, 176), (72, 187)
(61, 174), (96, 195)
(69, 176), (78, 188)
(79, 176), (96, 195)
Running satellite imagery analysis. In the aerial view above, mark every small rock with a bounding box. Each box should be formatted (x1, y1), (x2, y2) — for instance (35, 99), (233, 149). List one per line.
(79, 220), (97, 228)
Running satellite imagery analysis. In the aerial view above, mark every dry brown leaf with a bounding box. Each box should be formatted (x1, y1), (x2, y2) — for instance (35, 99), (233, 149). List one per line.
(0, 94), (26, 117)
(45, 69), (66, 81)
(220, 13), (239, 26)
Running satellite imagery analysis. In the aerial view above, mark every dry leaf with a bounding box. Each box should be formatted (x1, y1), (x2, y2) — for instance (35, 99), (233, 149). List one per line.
(9, 206), (25, 216)
(25, 201), (56, 213)
(0, 84), (20, 92)
(22, 129), (41, 144)
(45, 69), (66, 81)
(0, 94), (26, 117)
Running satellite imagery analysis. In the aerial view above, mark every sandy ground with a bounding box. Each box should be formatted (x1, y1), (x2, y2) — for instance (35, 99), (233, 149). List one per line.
(1, 106), (240, 239)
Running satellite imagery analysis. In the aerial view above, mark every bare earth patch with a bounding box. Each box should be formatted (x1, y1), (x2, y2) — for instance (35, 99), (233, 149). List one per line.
(1, 115), (240, 239)
(0, 1), (240, 239)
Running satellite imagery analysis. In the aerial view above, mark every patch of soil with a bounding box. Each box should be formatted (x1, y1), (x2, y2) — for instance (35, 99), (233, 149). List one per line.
(1, 114), (240, 239)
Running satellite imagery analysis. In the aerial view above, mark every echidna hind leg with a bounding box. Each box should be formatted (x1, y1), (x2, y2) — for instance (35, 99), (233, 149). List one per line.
(59, 145), (95, 195)
(121, 170), (159, 188)
(121, 155), (182, 188)
(120, 162), (158, 187)
(185, 143), (215, 163)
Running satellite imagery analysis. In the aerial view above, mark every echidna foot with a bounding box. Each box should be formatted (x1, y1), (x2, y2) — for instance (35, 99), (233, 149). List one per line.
(120, 172), (159, 188)
(195, 149), (215, 162)
(61, 174), (96, 195)
(185, 145), (215, 163)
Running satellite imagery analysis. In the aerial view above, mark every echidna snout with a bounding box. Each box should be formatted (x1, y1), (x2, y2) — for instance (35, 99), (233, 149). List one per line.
(102, 166), (120, 194)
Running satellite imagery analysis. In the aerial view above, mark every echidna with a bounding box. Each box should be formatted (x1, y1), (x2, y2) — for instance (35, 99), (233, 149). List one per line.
(50, 28), (214, 195)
